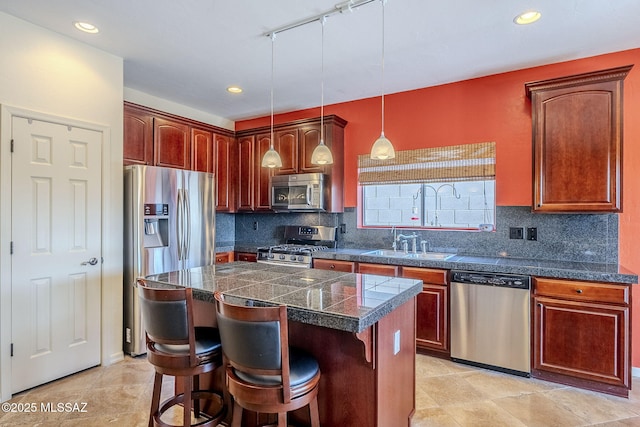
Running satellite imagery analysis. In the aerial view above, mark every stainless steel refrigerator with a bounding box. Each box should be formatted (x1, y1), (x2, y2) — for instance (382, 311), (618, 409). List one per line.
(123, 165), (215, 355)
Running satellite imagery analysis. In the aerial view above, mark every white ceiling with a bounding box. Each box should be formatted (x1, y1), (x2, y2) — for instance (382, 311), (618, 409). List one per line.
(1, 0), (639, 122)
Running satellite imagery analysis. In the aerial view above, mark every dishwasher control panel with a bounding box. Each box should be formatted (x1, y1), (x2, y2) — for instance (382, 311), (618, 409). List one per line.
(450, 270), (530, 289)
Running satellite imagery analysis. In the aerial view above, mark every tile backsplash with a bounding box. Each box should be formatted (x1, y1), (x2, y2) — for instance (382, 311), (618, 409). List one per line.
(229, 206), (618, 264)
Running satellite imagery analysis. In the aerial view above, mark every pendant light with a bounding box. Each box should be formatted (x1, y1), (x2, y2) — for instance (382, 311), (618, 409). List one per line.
(311, 17), (334, 165)
(370, 0), (395, 160)
(261, 33), (283, 168)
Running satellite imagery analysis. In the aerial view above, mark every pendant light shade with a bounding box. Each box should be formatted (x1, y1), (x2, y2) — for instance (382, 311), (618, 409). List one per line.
(370, 0), (395, 160)
(311, 17), (334, 165)
(371, 132), (395, 160)
(262, 34), (283, 168)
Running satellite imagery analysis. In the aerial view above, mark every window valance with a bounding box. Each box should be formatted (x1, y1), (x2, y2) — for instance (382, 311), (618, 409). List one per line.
(357, 142), (495, 185)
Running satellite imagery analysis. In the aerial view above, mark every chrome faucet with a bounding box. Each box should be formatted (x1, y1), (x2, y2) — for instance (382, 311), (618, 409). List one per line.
(397, 232), (419, 253)
(391, 226), (397, 252)
(420, 240), (428, 253)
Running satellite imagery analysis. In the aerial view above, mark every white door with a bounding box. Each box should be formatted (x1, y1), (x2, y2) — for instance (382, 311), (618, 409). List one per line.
(10, 116), (102, 393)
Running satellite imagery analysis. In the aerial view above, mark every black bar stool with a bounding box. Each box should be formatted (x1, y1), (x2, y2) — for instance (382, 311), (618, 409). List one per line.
(138, 279), (226, 427)
(214, 291), (321, 427)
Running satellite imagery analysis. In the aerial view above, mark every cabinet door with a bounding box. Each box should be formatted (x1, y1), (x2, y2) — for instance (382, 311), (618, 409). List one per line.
(123, 106), (153, 165)
(357, 263), (398, 277)
(299, 124), (326, 173)
(191, 128), (213, 173)
(527, 66), (631, 212)
(154, 118), (191, 169)
(215, 134), (234, 212)
(272, 128), (298, 175)
(313, 259), (355, 272)
(533, 296), (629, 389)
(401, 267), (449, 354)
(254, 133), (273, 210)
(237, 136), (254, 211)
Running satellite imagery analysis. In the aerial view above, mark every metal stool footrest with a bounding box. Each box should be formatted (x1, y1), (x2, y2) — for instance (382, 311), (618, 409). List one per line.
(153, 390), (225, 427)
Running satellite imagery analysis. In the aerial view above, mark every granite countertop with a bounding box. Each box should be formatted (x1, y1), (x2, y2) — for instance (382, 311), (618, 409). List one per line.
(311, 249), (638, 284)
(144, 262), (422, 333)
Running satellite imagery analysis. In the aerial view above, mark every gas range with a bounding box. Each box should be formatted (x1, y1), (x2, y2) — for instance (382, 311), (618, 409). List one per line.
(256, 226), (336, 268)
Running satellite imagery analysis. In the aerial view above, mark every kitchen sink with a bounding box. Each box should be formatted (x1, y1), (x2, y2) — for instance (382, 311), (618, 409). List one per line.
(404, 252), (455, 260)
(362, 249), (455, 260)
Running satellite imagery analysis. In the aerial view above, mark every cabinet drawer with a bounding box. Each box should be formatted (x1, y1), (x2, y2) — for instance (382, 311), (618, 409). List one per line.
(357, 263), (398, 277)
(400, 266), (448, 286)
(313, 259), (355, 272)
(533, 277), (629, 305)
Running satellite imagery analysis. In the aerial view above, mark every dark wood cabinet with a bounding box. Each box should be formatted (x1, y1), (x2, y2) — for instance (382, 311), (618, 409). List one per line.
(235, 115), (346, 212)
(123, 105), (153, 165)
(272, 129), (299, 176)
(401, 267), (449, 355)
(235, 252), (257, 262)
(191, 128), (213, 173)
(255, 134), (273, 211)
(123, 102), (236, 211)
(154, 117), (191, 169)
(357, 263), (398, 277)
(312, 259), (355, 273)
(236, 136), (255, 211)
(215, 251), (233, 264)
(214, 134), (234, 212)
(525, 65), (632, 213)
(532, 277), (630, 397)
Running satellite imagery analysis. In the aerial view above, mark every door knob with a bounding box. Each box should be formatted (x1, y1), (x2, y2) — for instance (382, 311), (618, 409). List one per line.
(82, 257), (98, 266)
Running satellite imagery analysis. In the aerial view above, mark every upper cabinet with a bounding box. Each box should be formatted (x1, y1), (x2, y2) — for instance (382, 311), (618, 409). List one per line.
(154, 117), (191, 170)
(236, 115), (346, 212)
(123, 102), (236, 212)
(525, 65), (632, 213)
(123, 105), (153, 166)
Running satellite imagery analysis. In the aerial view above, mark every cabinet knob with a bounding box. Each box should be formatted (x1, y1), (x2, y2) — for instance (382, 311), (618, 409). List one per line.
(576, 289), (583, 294)
(330, 264), (335, 269)
(537, 303), (543, 307)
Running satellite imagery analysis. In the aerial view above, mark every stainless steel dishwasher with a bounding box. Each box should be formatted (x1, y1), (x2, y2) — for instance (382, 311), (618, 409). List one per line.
(450, 270), (531, 377)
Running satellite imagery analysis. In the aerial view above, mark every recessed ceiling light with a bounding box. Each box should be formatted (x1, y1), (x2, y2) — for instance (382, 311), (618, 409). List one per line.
(227, 86), (243, 94)
(514, 10), (541, 25)
(74, 21), (99, 34)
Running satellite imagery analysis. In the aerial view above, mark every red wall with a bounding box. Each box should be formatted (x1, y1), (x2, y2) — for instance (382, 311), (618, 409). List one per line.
(237, 48), (640, 366)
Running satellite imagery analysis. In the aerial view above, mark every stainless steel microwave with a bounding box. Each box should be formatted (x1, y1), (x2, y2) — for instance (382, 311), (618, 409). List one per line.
(271, 173), (327, 212)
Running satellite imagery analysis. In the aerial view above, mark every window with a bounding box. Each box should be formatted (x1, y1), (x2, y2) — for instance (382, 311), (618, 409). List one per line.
(358, 142), (495, 231)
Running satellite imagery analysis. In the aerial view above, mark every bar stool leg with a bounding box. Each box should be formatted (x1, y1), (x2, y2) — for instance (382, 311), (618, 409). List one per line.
(183, 376), (192, 427)
(231, 400), (242, 427)
(149, 372), (163, 427)
(193, 375), (200, 418)
(309, 397), (320, 427)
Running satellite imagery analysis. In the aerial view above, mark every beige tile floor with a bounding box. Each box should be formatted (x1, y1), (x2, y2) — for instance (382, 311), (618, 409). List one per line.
(1, 354), (639, 426)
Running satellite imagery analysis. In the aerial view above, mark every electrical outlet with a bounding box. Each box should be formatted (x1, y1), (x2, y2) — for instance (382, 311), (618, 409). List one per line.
(253, 221), (258, 231)
(527, 227), (538, 241)
(509, 227), (524, 239)
(393, 330), (401, 355)
(339, 223), (346, 234)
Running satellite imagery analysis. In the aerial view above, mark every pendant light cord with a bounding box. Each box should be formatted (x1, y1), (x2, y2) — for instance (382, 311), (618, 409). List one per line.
(320, 17), (325, 144)
(381, 0), (386, 136)
(270, 33), (276, 149)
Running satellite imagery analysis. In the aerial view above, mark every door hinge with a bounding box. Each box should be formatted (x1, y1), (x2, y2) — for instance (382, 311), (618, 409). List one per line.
(10, 343), (14, 357)
(10, 139), (14, 153)
(10, 241), (13, 254)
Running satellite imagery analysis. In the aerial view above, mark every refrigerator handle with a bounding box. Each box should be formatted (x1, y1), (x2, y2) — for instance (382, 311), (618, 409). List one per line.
(177, 188), (184, 260)
(184, 189), (191, 259)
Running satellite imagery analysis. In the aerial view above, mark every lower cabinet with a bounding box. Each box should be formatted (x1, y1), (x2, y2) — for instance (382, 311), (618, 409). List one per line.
(214, 251), (233, 264)
(235, 252), (257, 262)
(357, 262), (398, 276)
(401, 267), (449, 355)
(312, 259), (355, 272)
(532, 277), (630, 397)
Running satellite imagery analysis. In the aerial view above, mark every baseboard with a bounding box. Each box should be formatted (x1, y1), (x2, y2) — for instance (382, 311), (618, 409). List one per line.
(633, 366), (640, 378)
(105, 350), (125, 366)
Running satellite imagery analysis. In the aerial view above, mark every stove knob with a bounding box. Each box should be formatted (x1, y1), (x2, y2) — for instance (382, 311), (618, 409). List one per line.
(290, 255), (297, 261)
(268, 253), (274, 259)
(297, 256), (304, 261)
(279, 254), (286, 260)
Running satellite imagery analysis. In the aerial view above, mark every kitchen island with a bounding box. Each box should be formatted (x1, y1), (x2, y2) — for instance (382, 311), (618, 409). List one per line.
(145, 261), (422, 427)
